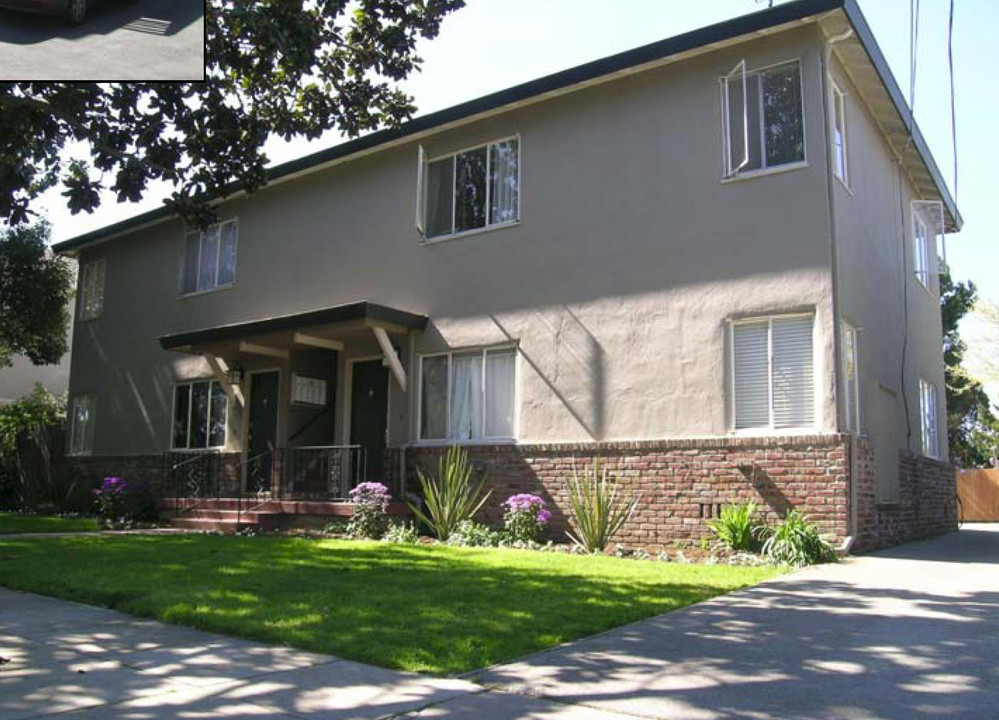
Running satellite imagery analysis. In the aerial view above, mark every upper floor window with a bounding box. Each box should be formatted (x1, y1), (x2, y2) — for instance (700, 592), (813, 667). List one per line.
(419, 346), (516, 441)
(919, 377), (939, 459)
(181, 219), (237, 296)
(172, 380), (228, 449)
(841, 321), (859, 433)
(831, 82), (848, 184)
(418, 137), (520, 240)
(78, 259), (105, 321)
(723, 60), (804, 177)
(69, 394), (95, 455)
(732, 314), (815, 431)
(913, 214), (930, 289)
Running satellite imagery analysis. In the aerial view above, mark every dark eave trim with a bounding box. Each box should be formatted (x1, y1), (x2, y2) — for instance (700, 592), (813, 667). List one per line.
(158, 301), (428, 351)
(842, 0), (961, 229)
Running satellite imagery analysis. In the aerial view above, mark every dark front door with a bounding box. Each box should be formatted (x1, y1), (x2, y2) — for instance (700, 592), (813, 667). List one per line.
(350, 360), (388, 483)
(248, 371), (279, 493)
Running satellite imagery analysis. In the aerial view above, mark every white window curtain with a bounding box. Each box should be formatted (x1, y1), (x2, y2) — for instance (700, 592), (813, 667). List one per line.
(920, 379), (939, 458)
(70, 395), (95, 455)
(488, 138), (519, 225)
(198, 225), (220, 292)
(449, 352), (483, 440)
(772, 316), (814, 428)
(218, 222), (238, 286)
(485, 349), (516, 437)
(733, 321), (770, 430)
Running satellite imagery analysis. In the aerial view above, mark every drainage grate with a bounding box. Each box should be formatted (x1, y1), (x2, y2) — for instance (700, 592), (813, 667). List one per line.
(123, 17), (171, 35)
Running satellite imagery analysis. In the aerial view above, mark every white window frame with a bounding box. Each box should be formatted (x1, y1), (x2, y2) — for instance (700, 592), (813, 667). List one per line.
(729, 313), (818, 433)
(919, 377), (940, 459)
(416, 345), (518, 444)
(78, 258), (105, 321)
(68, 394), (95, 456)
(170, 379), (228, 451)
(721, 58), (807, 180)
(179, 218), (239, 297)
(418, 135), (521, 243)
(912, 213), (931, 290)
(831, 81), (849, 186)
(841, 321), (860, 433)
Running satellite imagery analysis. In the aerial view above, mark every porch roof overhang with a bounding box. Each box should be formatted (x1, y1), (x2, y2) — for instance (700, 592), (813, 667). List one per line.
(158, 301), (428, 352)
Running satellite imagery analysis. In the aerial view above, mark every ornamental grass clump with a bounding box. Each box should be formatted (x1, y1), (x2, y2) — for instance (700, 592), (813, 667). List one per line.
(759, 509), (838, 567)
(347, 482), (392, 539)
(409, 446), (492, 541)
(565, 459), (641, 553)
(502, 493), (552, 543)
(709, 502), (764, 553)
(93, 476), (128, 529)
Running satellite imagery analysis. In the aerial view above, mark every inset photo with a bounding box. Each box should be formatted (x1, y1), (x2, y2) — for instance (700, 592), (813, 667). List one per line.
(0, 0), (204, 80)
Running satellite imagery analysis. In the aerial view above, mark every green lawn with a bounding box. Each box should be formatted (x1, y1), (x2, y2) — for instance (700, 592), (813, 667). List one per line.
(0, 534), (783, 674)
(0, 512), (99, 534)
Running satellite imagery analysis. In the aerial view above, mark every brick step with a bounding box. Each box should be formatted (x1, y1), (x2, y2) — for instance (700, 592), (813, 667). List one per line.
(164, 509), (277, 521)
(158, 498), (411, 516)
(168, 517), (261, 532)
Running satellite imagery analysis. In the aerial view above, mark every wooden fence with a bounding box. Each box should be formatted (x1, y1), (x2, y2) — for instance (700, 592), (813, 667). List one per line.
(957, 469), (999, 522)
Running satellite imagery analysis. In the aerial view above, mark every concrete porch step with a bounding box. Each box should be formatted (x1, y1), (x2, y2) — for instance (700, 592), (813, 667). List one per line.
(167, 517), (261, 532)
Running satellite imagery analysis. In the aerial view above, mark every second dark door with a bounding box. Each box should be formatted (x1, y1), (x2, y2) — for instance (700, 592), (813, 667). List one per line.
(350, 360), (388, 483)
(248, 371), (279, 493)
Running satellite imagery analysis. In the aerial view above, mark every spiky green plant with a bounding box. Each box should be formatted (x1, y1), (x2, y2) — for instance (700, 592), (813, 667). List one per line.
(759, 509), (838, 567)
(408, 446), (492, 541)
(709, 502), (763, 552)
(565, 459), (641, 553)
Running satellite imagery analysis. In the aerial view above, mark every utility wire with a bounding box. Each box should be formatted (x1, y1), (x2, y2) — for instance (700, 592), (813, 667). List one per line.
(948, 0), (958, 202)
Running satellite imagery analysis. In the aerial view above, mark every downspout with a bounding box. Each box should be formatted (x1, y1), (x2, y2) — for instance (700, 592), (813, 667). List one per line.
(821, 27), (857, 554)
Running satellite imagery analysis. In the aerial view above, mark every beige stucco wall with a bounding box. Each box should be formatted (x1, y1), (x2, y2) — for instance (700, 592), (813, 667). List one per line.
(69, 25), (842, 456)
(828, 53), (949, 502)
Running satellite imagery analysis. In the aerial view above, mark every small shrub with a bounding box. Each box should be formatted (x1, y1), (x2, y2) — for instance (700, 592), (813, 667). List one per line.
(323, 517), (350, 535)
(564, 459), (641, 553)
(502, 493), (552, 543)
(346, 482), (391, 539)
(759, 509), (838, 567)
(446, 520), (503, 547)
(382, 520), (420, 544)
(408, 446), (492, 541)
(709, 502), (763, 552)
(94, 476), (129, 529)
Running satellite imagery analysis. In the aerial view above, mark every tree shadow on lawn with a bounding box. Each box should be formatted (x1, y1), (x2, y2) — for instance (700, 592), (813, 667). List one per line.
(476, 578), (999, 720)
(0, 535), (773, 675)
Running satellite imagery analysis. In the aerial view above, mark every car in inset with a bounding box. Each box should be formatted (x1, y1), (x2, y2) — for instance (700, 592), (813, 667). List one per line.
(0, 0), (135, 26)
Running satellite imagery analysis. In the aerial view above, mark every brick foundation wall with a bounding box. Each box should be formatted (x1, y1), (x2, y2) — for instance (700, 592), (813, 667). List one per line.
(853, 438), (958, 552)
(405, 435), (851, 551)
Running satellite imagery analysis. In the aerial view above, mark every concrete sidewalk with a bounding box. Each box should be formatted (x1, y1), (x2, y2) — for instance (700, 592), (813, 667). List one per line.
(2, 526), (995, 719)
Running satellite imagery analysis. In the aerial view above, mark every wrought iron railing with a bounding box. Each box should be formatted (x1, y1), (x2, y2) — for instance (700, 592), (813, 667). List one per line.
(282, 445), (366, 501)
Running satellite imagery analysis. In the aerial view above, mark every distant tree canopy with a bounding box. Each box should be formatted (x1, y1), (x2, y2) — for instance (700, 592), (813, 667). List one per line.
(940, 270), (999, 467)
(0, 222), (73, 368)
(0, 0), (464, 227)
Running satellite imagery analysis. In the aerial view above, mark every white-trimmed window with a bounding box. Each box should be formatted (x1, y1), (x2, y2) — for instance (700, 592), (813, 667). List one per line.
(831, 82), (848, 184)
(418, 137), (520, 240)
(419, 347), (516, 441)
(69, 394), (96, 455)
(78, 259), (105, 321)
(722, 60), (805, 177)
(732, 315), (815, 430)
(172, 380), (228, 449)
(913, 214), (930, 289)
(919, 378), (939, 459)
(181, 219), (238, 295)
(841, 322), (860, 433)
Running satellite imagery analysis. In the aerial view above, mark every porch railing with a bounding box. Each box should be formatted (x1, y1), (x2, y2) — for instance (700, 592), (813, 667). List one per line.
(164, 445), (369, 507)
(281, 445), (366, 501)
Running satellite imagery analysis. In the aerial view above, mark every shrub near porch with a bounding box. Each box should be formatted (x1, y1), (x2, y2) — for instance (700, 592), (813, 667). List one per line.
(0, 534), (783, 674)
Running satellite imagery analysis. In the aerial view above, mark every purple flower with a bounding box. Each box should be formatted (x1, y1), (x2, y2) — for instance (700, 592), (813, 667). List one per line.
(95, 477), (127, 495)
(503, 493), (546, 513)
(537, 509), (552, 525)
(349, 482), (390, 500)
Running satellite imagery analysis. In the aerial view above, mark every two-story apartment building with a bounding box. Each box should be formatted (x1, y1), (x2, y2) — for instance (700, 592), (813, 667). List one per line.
(54, 0), (960, 551)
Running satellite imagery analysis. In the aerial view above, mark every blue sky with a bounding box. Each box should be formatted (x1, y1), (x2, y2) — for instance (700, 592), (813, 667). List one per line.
(43, 0), (995, 310)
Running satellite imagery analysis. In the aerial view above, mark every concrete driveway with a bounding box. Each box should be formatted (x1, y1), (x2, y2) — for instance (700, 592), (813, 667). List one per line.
(1, 526), (995, 719)
(0, 0), (203, 80)
(476, 525), (999, 720)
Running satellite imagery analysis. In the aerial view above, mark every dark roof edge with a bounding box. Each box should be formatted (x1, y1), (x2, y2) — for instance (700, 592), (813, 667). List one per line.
(53, 0), (844, 255)
(158, 301), (428, 350)
(843, 0), (961, 229)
